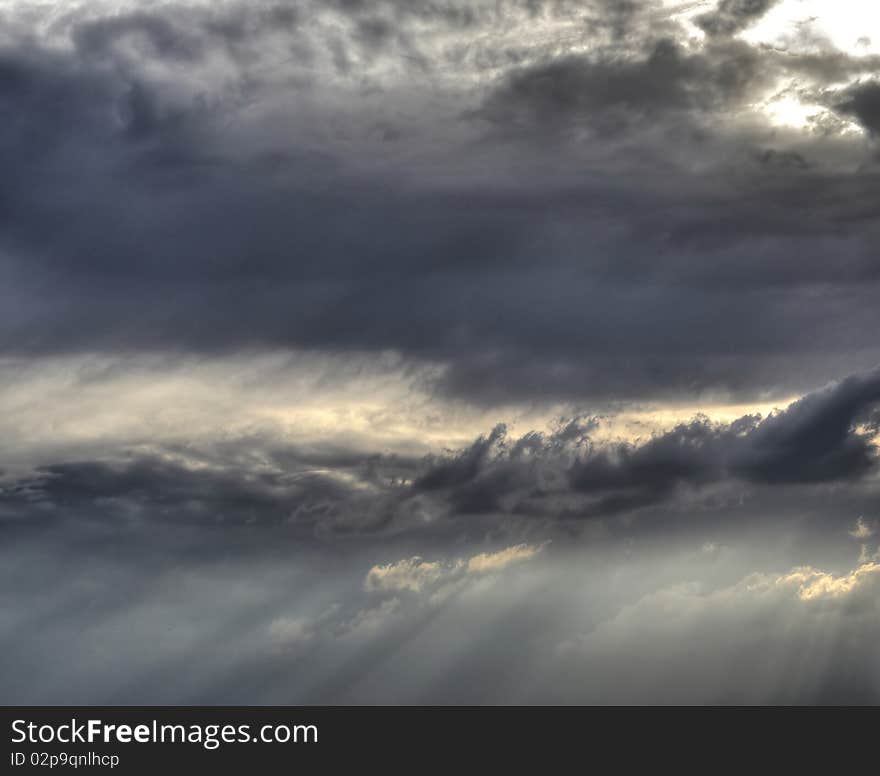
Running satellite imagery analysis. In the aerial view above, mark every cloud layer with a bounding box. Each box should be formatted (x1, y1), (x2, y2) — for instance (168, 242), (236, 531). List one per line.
(0, 0), (879, 402)
(3, 368), (878, 539)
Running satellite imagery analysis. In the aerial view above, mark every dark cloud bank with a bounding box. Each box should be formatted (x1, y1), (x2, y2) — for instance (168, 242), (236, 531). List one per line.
(0, 0), (879, 401)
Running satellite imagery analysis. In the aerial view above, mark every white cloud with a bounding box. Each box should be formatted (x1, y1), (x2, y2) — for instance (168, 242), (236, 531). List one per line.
(364, 557), (463, 594)
(466, 543), (546, 574)
(364, 543), (546, 595)
(777, 562), (880, 601)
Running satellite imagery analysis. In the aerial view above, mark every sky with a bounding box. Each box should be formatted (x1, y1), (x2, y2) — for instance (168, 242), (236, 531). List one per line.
(2, 0), (880, 704)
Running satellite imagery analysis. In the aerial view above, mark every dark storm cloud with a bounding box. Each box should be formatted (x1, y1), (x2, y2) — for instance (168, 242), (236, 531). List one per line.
(835, 80), (880, 135)
(67, 3), (307, 66)
(0, 0), (880, 405)
(413, 369), (880, 518)
(576, 367), (880, 491)
(2, 457), (306, 528)
(414, 424), (508, 492)
(694, 0), (780, 38)
(5, 457), (306, 523)
(752, 148), (809, 170)
(474, 37), (767, 133)
(0, 444), (428, 537)
(71, 12), (206, 62)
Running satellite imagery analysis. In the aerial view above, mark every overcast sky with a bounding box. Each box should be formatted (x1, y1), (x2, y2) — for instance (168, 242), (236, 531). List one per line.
(2, 0), (880, 704)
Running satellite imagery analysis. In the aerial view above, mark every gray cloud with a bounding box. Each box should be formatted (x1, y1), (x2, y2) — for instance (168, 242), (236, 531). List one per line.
(474, 37), (768, 134)
(409, 369), (880, 519)
(71, 11), (206, 63)
(835, 80), (880, 135)
(571, 368), (880, 509)
(0, 447), (425, 538)
(694, 0), (780, 38)
(0, 2), (877, 404)
(4, 368), (877, 537)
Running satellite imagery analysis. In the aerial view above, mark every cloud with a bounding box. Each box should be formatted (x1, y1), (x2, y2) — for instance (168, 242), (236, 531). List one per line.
(6, 0), (880, 707)
(575, 367), (880, 493)
(3, 467), (880, 703)
(2, 367), (878, 536)
(5, 1), (880, 708)
(778, 561), (880, 601)
(280, 549), (880, 702)
(268, 616), (314, 652)
(411, 368), (880, 519)
(0, 448), (419, 537)
(554, 556), (880, 703)
(835, 80), (880, 135)
(339, 597), (403, 638)
(71, 11), (206, 63)
(0, 1), (878, 406)
(849, 516), (876, 540)
(414, 424), (509, 493)
(364, 542), (545, 593)
(466, 543), (544, 573)
(364, 557), (460, 593)
(475, 37), (767, 134)
(694, 0), (780, 38)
